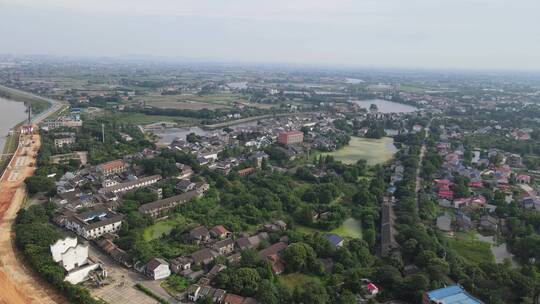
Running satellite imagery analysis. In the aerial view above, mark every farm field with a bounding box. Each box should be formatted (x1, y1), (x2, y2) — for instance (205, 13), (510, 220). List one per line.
(323, 136), (397, 166)
(133, 93), (244, 110)
(110, 112), (199, 125)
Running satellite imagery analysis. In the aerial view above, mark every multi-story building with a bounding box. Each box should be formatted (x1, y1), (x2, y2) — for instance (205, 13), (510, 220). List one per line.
(64, 208), (124, 240)
(54, 136), (76, 148)
(41, 116), (83, 130)
(277, 130), (304, 145)
(97, 159), (128, 176)
(138, 190), (200, 218)
(102, 175), (161, 194)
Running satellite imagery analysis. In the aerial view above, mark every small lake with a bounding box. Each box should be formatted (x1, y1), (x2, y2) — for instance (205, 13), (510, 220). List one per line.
(0, 97), (27, 152)
(351, 99), (418, 113)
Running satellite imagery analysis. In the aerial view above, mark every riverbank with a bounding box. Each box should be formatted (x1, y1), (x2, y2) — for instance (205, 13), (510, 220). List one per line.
(0, 84), (50, 114)
(0, 87), (68, 304)
(0, 127), (67, 304)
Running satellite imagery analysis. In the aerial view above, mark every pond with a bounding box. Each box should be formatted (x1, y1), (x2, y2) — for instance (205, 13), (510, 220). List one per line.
(351, 99), (418, 113)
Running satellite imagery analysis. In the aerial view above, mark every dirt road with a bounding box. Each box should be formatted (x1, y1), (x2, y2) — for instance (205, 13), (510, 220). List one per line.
(0, 129), (66, 304)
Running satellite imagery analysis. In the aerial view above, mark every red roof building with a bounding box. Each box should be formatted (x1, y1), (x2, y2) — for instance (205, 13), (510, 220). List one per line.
(223, 294), (245, 304)
(277, 131), (304, 145)
(365, 283), (379, 295)
(238, 167), (255, 177)
(468, 181), (483, 188)
(98, 159), (127, 175)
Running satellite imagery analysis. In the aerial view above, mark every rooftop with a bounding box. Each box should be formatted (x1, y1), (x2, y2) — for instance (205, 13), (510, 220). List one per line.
(426, 285), (483, 304)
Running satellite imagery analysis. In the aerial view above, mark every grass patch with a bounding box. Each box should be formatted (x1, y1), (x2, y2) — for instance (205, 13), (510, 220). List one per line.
(447, 237), (495, 265)
(143, 216), (186, 241)
(161, 275), (189, 294)
(322, 136), (396, 166)
(295, 225), (325, 235)
(280, 273), (320, 290)
(330, 218), (362, 238)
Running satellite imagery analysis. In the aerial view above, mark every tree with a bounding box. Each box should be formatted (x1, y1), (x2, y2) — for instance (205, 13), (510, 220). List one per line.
(282, 242), (317, 273)
(293, 280), (329, 304)
(256, 280), (278, 304)
(223, 268), (261, 296)
(25, 176), (55, 195)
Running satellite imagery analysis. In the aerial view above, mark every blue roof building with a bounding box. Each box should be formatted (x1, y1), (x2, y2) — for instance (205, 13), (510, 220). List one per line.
(323, 233), (344, 248)
(423, 285), (483, 304)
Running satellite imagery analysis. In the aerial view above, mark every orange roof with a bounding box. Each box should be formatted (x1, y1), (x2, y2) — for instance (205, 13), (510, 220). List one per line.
(224, 294), (245, 304)
(99, 159), (126, 171)
(211, 225), (230, 235)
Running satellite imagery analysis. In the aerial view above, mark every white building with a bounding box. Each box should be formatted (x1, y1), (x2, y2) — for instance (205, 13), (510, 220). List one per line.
(65, 209), (124, 240)
(145, 258), (171, 280)
(50, 236), (103, 284)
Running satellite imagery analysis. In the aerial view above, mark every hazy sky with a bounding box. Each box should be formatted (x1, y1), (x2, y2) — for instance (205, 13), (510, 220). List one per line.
(1, 0), (540, 70)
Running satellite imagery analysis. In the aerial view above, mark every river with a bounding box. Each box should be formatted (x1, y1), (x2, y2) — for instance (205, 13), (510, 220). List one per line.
(0, 97), (27, 152)
(351, 99), (417, 113)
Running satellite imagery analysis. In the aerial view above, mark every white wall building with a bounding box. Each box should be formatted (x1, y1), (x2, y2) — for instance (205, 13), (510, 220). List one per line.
(50, 236), (103, 284)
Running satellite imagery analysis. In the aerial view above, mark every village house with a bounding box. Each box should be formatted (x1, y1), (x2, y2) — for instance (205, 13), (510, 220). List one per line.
(176, 179), (196, 192)
(258, 242), (288, 274)
(176, 163), (194, 179)
(212, 238), (235, 255)
(190, 248), (219, 265)
(190, 226), (211, 244)
(145, 258), (171, 280)
(96, 237), (131, 267)
(169, 256), (192, 274)
(236, 232), (268, 250)
(480, 215), (498, 231)
(210, 225), (232, 239)
(516, 173), (531, 184)
(436, 214), (452, 233)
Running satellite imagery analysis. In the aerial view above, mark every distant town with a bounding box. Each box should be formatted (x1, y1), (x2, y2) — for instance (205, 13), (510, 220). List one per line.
(1, 55), (540, 304)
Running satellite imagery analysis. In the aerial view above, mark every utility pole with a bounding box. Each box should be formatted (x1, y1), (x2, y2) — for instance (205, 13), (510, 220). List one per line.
(102, 123), (105, 143)
(27, 104), (32, 124)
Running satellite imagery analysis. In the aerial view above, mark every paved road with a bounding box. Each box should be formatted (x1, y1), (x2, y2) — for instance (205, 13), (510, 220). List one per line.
(415, 118), (433, 195)
(88, 245), (179, 304)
